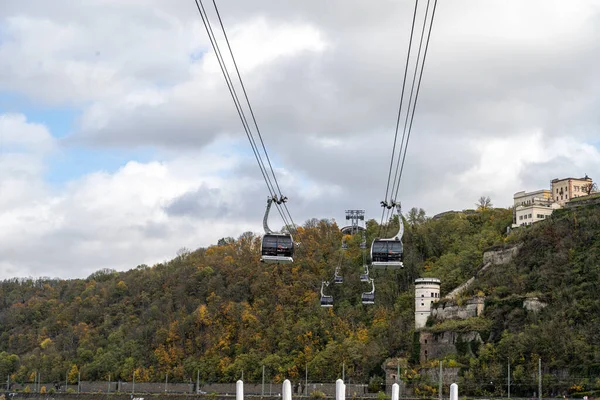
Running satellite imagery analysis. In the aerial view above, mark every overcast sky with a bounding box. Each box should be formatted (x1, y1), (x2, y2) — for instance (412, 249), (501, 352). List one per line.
(1, 0), (599, 278)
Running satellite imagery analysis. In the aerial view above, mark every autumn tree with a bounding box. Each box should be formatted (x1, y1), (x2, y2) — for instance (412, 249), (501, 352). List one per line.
(581, 182), (598, 195)
(476, 196), (493, 211)
(406, 207), (427, 226)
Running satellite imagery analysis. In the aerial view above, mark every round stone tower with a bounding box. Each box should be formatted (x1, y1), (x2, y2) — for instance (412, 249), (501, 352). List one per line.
(415, 277), (441, 329)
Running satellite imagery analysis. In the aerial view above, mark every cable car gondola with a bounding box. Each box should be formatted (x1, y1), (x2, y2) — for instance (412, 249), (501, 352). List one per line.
(260, 197), (294, 264)
(360, 264), (369, 282)
(320, 281), (333, 307)
(370, 206), (404, 269)
(361, 278), (375, 305)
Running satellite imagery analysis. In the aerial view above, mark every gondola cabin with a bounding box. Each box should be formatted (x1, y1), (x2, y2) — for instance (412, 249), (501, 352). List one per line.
(370, 238), (403, 269)
(334, 275), (343, 284)
(260, 233), (294, 264)
(320, 295), (334, 307)
(361, 292), (375, 304)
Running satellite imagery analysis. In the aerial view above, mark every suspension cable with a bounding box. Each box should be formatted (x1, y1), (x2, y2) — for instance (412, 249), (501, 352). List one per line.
(383, 0), (432, 233)
(378, 0), (420, 237)
(392, 0), (438, 203)
(192, 0), (293, 231)
(210, 0), (296, 231)
(381, 0), (438, 237)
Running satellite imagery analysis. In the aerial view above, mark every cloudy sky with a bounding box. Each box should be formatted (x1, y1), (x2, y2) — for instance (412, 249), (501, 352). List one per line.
(1, 0), (599, 278)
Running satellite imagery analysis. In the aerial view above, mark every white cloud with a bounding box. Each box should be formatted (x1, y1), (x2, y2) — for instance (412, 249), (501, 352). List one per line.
(0, 1), (600, 277)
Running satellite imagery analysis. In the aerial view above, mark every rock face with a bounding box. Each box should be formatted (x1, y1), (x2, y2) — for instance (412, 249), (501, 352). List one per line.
(419, 331), (482, 363)
(481, 245), (520, 266)
(523, 297), (547, 312)
(431, 297), (485, 320)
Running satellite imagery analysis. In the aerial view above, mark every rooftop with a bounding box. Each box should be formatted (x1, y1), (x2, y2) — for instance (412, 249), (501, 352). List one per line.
(551, 175), (592, 183)
(415, 277), (441, 284)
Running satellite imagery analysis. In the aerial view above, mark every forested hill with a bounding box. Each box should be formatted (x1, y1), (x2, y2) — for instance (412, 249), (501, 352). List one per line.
(0, 204), (597, 391)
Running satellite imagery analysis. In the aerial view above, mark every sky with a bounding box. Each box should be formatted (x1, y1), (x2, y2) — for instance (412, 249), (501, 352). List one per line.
(0, 0), (599, 279)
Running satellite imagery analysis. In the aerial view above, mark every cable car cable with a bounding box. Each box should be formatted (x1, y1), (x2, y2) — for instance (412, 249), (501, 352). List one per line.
(193, 0), (293, 230)
(392, 0), (438, 204)
(378, 0), (420, 236)
(383, 0), (432, 235)
(389, 0), (436, 203)
(382, 0), (438, 236)
(210, 0), (296, 231)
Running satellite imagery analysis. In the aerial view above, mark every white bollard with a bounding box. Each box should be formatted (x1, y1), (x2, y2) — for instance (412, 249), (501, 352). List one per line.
(336, 379), (345, 400)
(237, 380), (244, 400)
(392, 383), (399, 400)
(450, 383), (458, 400)
(283, 379), (292, 400)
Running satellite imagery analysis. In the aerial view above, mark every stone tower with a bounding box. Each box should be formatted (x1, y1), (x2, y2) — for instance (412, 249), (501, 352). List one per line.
(415, 277), (441, 329)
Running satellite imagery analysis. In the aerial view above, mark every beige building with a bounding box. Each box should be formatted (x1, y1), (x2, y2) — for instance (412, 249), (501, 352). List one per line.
(513, 189), (552, 207)
(551, 175), (593, 205)
(513, 202), (561, 228)
(512, 189), (555, 227)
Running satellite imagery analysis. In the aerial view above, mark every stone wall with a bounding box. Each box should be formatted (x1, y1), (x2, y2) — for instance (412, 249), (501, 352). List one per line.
(431, 297), (485, 321)
(419, 331), (482, 364)
(418, 367), (460, 385)
(481, 245), (520, 266)
(523, 297), (547, 312)
(564, 195), (600, 209)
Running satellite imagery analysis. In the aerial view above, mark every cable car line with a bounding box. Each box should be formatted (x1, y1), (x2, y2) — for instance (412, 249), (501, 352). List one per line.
(209, 0), (296, 231)
(192, 0), (295, 233)
(381, 0), (438, 236)
(378, 0), (420, 236)
(392, 0), (438, 204)
(385, 0), (432, 232)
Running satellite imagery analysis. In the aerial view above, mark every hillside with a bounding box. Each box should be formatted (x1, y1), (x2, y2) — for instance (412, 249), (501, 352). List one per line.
(0, 204), (597, 395)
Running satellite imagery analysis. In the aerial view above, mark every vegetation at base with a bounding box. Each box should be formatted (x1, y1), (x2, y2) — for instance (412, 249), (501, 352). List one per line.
(0, 204), (598, 397)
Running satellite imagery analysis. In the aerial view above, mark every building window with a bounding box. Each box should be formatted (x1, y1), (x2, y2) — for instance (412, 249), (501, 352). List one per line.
(424, 340), (427, 344)
(421, 303), (424, 306)
(431, 301), (433, 304)
(431, 293), (434, 297)
(421, 294), (424, 297)
(529, 214), (532, 218)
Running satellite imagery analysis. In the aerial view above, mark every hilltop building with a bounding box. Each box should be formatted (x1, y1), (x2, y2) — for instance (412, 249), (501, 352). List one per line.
(415, 278), (440, 329)
(512, 189), (560, 228)
(551, 175), (593, 205)
(512, 175), (594, 228)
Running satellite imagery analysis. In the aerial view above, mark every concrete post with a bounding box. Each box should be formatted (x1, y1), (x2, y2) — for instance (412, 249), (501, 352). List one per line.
(236, 380), (244, 400)
(439, 361), (443, 400)
(392, 383), (399, 400)
(197, 370), (200, 394)
(336, 378), (345, 400)
(450, 383), (458, 400)
(507, 360), (510, 398)
(283, 379), (292, 400)
(538, 358), (542, 400)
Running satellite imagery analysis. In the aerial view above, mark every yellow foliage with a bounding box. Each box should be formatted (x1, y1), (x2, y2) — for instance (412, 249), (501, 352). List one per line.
(40, 338), (53, 349)
(40, 386), (47, 394)
(195, 304), (211, 326)
(68, 364), (79, 384)
(23, 386), (31, 393)
(355, 328), (369, 343)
